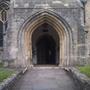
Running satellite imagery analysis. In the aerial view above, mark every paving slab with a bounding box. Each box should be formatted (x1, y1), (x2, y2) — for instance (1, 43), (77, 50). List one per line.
(11, 67), (79, 90)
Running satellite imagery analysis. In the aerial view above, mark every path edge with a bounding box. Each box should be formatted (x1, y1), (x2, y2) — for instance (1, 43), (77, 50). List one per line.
(0, 67), (28, 90)
(64, 67), (90, 90)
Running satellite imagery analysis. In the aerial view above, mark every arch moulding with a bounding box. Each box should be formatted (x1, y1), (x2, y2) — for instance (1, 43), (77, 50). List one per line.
(17, 10), (73, 67)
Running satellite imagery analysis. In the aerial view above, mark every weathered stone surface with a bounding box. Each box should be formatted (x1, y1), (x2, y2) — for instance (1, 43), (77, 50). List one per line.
(0, 49), (3, 61)
(0, 0), (89, 67)
(11, 67), (79, 90)
(85, 0), (90, 64)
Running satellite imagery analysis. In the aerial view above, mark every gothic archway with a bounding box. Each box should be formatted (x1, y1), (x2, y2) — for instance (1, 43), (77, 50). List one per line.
(18, 10), (73, 67)
(32, 23), (59, 65)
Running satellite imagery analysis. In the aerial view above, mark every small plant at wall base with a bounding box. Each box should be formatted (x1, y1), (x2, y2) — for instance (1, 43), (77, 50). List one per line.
(0, 62), (3, 67)
(78, 65), (90, 78)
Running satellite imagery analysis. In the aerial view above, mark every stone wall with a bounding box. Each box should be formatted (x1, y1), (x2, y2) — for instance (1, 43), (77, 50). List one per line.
(85, 0), (90, 64)
(5, 0), (85, 67)
(0, 48), (3, 62)
(2, 0), (87, 67)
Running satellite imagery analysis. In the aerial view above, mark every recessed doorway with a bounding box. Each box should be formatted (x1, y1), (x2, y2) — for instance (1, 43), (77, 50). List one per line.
(36, 35), (56, 65)
(32, 23), (59, 66)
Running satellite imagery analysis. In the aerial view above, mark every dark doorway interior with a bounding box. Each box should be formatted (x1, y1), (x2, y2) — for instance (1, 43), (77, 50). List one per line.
(36, 35), (56, 65)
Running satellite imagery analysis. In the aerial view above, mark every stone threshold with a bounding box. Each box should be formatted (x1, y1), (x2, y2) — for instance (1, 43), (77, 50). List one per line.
(31, 65), (61, 69)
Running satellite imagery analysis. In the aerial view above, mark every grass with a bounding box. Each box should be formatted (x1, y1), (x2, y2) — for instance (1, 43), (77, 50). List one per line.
(0, 62), (15, 82)
(0, 68), (15, 82)
(78, 65), (90, 78)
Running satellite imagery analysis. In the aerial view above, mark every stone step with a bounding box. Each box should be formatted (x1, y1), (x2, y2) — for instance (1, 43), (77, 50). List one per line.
(31, 65), (60, 70)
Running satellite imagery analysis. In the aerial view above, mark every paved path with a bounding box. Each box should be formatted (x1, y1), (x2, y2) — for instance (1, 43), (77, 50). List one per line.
(11, 67), (78, 90)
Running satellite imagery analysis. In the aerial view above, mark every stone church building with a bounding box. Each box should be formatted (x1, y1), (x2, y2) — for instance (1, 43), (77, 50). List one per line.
(0, 0), (90, 68)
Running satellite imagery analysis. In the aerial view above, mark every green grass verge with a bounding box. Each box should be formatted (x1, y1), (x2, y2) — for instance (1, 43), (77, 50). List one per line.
(78, 65), (90, 78)
(0, 68), (15, 82)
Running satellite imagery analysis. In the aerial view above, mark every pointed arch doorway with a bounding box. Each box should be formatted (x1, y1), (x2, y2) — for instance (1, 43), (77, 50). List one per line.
(32, 23), (59, 65)
(18, 10), (73, 67)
